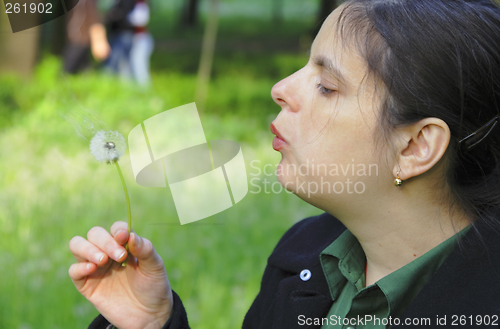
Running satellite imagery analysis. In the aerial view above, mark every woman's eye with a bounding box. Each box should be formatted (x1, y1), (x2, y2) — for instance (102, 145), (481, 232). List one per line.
(316, 83), (335, 95)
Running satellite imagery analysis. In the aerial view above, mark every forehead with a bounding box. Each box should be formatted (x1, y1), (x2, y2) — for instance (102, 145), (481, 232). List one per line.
(311, 7), (369, 88)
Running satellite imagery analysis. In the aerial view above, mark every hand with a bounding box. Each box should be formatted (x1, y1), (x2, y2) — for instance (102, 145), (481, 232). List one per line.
(89, 23), (111, 61)
(91, 40), (111, 61)
(69, 222), (173, 329)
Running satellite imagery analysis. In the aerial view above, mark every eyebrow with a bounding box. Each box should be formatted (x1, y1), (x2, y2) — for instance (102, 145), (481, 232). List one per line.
(312, 55), (347, 86)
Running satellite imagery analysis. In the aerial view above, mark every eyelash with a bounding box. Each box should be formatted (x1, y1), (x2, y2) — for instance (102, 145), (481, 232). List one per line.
(316, 83), (335, 95)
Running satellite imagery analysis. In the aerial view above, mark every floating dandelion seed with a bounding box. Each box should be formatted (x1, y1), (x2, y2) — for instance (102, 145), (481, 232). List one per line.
(90, 130), (131, 266)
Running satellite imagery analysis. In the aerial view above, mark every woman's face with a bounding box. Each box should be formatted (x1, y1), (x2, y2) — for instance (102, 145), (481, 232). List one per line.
(271, 8), (391, 212)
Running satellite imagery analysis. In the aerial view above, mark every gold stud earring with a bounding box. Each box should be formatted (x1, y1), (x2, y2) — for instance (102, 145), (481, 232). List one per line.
(394, 171), (403, 187)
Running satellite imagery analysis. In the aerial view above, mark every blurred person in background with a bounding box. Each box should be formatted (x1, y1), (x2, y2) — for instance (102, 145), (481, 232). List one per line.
(104, 0), (154, 86)
(63, 0), (110, 74)
(63, 0), (153, 86)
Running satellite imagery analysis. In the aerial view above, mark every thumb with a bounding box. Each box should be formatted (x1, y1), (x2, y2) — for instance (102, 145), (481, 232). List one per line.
(128, 232), (165, 272)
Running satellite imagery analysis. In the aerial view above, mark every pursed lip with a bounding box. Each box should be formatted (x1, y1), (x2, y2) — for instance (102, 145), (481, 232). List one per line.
(270, 122), (286, 142)
(270, 122), (287, 151)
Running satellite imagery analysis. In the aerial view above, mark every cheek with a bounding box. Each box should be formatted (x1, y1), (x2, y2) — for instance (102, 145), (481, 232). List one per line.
(321, 118), (370, 155)
(278, 98), (379, 172)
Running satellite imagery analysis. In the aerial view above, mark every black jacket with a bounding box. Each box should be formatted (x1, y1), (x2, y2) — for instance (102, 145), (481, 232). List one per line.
(104, 0), (136, 34)
(90, 212), (500, 328)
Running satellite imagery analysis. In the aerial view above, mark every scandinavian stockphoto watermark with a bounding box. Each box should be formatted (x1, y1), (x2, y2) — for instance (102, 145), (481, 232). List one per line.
(298, 314), (499, 327)
(249, 159), (379, 197)
(298, 314), (430, 327)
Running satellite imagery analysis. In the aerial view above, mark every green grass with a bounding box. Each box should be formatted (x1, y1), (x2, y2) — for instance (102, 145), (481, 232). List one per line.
(0, 46), (318, 328)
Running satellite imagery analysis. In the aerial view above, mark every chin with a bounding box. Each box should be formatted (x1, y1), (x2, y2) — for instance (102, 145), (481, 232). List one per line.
(276, 173), (307, 196)
(275, 163), (293, 188)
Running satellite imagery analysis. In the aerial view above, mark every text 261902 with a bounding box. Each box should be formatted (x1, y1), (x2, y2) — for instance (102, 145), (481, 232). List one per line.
(5, 2), (52, 14)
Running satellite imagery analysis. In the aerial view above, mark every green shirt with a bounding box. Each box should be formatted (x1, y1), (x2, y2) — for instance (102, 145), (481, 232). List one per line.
(319, 226), (470, 329)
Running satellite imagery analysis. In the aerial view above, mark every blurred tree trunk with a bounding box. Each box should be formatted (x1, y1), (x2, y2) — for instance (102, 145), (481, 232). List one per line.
(195, 0), (219, 112)
(313, 0), (342, 36)
(272, 0), (283, 25)
(0, 10), (40, 77)
(180, 0), (200, 28)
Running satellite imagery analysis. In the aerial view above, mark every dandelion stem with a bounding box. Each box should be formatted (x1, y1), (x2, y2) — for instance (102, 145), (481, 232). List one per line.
(114, 160), (131, 266)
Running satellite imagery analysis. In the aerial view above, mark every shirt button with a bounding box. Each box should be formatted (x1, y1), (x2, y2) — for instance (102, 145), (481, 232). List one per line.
(345, 326), (356, 329)
(300, 269), (311, 281)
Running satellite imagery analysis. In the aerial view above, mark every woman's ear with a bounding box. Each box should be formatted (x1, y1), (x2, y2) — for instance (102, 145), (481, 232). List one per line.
(393, 118), (451, 180)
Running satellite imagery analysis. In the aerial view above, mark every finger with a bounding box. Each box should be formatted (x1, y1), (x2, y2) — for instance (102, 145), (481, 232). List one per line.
(110, 221), (135, 246)
(110, 221), (129, 238)
(68, 262), (97, 291)
(129, 233), (165, 272)
(87, 226), (127, 262)
(114, 229), (130, 246)
(69, 236), (108, 265)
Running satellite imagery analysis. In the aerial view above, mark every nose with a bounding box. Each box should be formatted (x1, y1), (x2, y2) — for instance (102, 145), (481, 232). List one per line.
(271, 69), (302, 111)
(271, 78), (287, 106)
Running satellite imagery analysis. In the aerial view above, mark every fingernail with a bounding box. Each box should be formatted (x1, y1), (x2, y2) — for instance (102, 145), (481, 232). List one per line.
(87, 263), (92, 270)
(115, 249), (126, 261)
(115, 229), (127, 239)
(131, 233), (141, 247)
(96, 253), (105, 264)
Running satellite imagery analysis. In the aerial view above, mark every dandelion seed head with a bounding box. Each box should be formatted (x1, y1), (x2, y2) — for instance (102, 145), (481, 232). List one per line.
(90, 131), (126, 163)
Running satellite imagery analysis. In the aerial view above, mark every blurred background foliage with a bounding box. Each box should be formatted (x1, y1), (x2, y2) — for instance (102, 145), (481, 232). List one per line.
(0, 0), (342, 328)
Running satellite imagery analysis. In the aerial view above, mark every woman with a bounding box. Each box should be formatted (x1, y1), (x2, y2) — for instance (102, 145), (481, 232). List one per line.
(69, 0), (500, 328)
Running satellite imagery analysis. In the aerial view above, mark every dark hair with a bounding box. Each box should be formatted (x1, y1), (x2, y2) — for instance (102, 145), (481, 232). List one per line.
(337, 0), (500, 228)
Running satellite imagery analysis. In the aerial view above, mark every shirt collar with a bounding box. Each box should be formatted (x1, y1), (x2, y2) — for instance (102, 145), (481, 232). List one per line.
(320, 229), (365, 301)
(320, 225), (471, 316)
